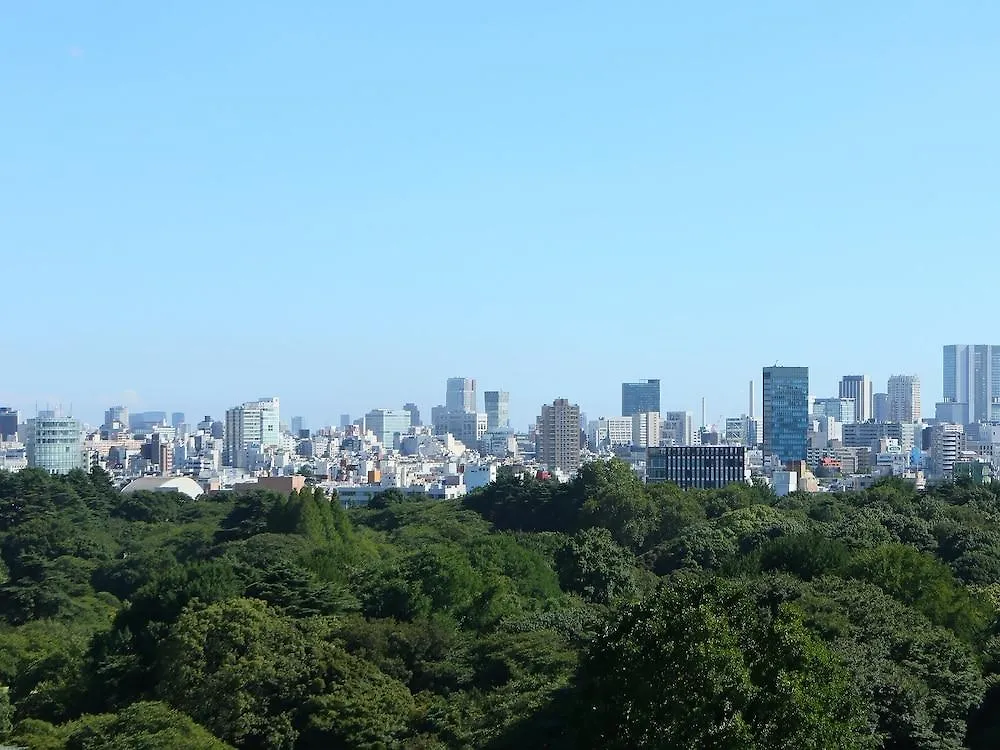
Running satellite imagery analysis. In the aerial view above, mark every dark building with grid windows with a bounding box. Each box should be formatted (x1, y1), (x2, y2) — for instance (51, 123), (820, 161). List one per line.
(622, 380), (660, 418)
(646, 445), (746, 489)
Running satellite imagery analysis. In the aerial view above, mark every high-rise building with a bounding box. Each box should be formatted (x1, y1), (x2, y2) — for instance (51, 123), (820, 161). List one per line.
(660, 411), (694, 446)
(339, 414), (351, 429)
(873, 393), (890, 422)
(104, 405), (129, 431)
(631, 412), (661, 449)
(291, 416), (306, 436)
(647, 446), (746, 489)
(763, 367), (809, 462)
(812, 397), (856, 425)
(224, 397), (280, 468)
(887, 375), (921, 423)
(537, 398), (581, 473)
(171, 412), (185, 428)
(839, 376), (873, 423)
(403, 403), (421, 427)
(484, 391), (510, 431)
(622, 380), (660, 417)
(446, 377), (477, 414)
(365, 409), (412, 448)
(942, 345), (1000, 424)
(0, 408), (19, 441)
(26, 412), (85, 474)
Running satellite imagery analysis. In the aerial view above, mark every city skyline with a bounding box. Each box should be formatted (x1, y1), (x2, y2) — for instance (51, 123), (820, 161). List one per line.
(0, 358), (951, 434)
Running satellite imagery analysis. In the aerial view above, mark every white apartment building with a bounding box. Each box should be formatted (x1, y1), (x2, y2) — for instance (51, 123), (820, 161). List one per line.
(591, 416), (632, 448)
(225, 397), (280, 469)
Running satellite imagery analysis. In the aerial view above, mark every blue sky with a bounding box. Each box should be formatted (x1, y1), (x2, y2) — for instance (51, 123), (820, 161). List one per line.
(3, 1), (999, 429)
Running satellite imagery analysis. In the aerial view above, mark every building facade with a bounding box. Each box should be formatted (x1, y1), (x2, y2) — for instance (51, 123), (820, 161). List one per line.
(839, 375), (874, 423)
(887, 374), (921, 423)
(484, 390), (510, 431)
(590, 416), (632, 448)
(660, 411), (694, 446)
(403, 403), (421, 427)
(622, 379), (660, 417)
(26, 412), (85, 474)
(873, 393), (890, 422)
(647, 446), (746, 489)
(446, 377), (477, 414)
(631, 411), (661, 449)
(365, 409), (412, 447)
(813, 397), (856, 425)
(224, 397), (280, 469)
(0, 407), (18, 441)
(943, 345), (1000, 424)
(763, 367), (809, 462)
(537, 398), (581, 473)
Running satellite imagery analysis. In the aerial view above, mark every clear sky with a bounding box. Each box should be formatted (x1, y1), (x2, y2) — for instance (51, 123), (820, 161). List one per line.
(3, 1), (999, 429)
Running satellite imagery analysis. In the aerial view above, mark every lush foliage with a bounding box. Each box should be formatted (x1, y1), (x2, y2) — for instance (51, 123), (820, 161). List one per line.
(0, 464), (999, 747)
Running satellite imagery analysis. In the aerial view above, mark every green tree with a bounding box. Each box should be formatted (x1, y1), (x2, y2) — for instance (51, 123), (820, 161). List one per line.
(576, 574), (876, 749)
(555, 528), (636, 605)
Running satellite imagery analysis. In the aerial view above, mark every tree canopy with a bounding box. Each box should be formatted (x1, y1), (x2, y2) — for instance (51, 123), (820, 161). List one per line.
(0, 463), (999, 748)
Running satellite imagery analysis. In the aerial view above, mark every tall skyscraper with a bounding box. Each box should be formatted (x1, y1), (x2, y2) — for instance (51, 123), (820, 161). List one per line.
(537, 398), (581, 473)
(339, 414), (351, 428)
(26, 411), (85, 474)
(484, 391), (510, 430)
(446, 377), (477, 413)
(942, 345), (1000, 423)
(622, 379), (660, 417)
(365, 409), (412, 447)
(763, 367), (809, 462)
(403, 402), (422, 427)
(171, 412), (186, 428)
(887, 375), (921, 423)
(224, 397), (280, 469)
(839, 375), (873, 422)
(291, 416), (306, 436)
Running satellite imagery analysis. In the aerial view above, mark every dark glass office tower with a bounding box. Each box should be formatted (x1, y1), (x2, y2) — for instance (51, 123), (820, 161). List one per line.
(762, 367), (808, 462)
(622, 379), (660, 417)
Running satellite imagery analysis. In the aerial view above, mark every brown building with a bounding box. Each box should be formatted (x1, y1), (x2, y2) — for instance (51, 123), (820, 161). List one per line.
(536, 398), (582, 473)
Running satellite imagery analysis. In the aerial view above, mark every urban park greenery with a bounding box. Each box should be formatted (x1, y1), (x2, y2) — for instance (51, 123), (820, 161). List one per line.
(0, 461), (1000, 747)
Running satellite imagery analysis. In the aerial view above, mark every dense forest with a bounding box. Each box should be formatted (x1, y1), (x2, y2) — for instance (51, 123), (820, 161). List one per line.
(0, 462), (1000, 748)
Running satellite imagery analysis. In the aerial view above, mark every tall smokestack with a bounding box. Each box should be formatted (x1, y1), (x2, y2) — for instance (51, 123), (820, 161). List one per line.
(701, 397), (706, 429)
(749, 380), (755, 419)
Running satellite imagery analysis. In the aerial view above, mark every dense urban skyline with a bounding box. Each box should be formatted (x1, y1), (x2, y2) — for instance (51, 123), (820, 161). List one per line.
(0, 352), (966, 432)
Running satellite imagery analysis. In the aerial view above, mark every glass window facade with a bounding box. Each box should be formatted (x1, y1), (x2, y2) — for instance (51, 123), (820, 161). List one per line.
(622, 380), (661, 418)
(647, 446), (745, 489)
(26, 416), (85, 474)
(763, 367), (809, 463)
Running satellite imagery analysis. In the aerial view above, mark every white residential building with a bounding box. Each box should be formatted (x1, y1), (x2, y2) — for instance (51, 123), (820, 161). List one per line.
(224, 397), (280, 469)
